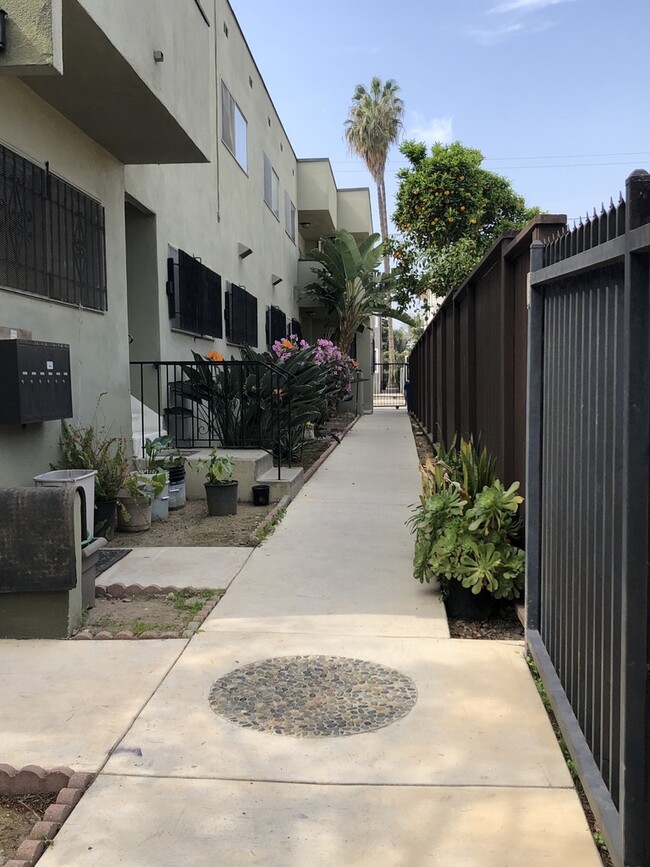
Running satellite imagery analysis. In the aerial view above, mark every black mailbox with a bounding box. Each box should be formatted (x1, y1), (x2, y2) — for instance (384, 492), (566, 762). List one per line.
(0, 339), (73, 424)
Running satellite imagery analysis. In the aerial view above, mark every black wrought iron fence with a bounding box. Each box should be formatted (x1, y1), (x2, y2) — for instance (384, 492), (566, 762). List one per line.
(526, 170), (650, 867)
(130, 359), (294, 479)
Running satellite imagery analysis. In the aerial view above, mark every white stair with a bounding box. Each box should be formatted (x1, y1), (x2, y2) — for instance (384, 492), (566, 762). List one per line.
(131, 395), (166, 458)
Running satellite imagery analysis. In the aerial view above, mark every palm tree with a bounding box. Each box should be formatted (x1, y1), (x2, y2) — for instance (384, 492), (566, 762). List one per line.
(344, 77), (404, 370)
(305, 229), (412, 356)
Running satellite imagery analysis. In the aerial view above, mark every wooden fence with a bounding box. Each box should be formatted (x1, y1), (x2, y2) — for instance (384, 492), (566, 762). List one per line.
(408, 215), (565, 494)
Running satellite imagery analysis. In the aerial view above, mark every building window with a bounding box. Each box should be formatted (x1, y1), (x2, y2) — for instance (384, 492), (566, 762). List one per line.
(284, 192), (296, 242)
(167, 247), (222, 338)
(0, 143), (107, 311)
(263, 154), (279, 219)
(221, 81), (247, 171)
(266, 305), (287, 348)
(225, 283), (257, 346)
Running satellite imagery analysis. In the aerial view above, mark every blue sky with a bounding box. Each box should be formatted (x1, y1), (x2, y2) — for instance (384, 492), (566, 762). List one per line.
(230, 0), (650, 233)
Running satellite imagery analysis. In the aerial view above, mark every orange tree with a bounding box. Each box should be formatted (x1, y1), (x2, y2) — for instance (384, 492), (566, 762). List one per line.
(388, 141), (538, 308)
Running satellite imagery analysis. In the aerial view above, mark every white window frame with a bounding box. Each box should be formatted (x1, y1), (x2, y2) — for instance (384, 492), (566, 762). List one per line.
(284, 191), (296, 242)
(221, 81), (247, 172)
(263, 153), (280, 219)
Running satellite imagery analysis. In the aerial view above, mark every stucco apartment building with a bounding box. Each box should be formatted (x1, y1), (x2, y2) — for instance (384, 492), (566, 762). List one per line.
(0, 0), (373, 487)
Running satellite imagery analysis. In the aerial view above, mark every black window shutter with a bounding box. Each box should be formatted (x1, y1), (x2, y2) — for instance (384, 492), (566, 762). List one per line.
(178, 250), (197, 333)
(246, 293), (258, 347)
(204, 270), (222, 338)
(290, 318), (302, 342)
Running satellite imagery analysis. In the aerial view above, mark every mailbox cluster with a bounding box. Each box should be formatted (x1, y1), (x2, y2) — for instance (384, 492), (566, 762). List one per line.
(0, 339), (73, 424)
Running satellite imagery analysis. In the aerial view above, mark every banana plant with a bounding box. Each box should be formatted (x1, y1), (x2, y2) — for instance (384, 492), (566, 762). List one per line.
(304, 229), (413, 354)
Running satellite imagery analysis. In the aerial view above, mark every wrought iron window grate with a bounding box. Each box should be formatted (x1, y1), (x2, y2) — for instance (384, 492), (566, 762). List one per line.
(0, 143), (107, 311)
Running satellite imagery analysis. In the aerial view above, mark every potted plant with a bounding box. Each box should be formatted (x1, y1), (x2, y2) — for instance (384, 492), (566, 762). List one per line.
(409, 438), (525, 620)
(57, 420), (130, 541)
(162, 447), (188, 511)
(117, 472), (165, 532)
(141, 434), (188, 511)
(141, 436), (174, 521)
(196, 449), (238, 516)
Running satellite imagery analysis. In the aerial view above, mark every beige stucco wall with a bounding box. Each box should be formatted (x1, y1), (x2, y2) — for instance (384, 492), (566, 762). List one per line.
(78, 0), (212, 160)
(0, 79), (130, 487)
(0, 0), (63, 75)
(0, 0), (373, 493)
(337, 188), (374, 238)
(124, 0), (301, 364)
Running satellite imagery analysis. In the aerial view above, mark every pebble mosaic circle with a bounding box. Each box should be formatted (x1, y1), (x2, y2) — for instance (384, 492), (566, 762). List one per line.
(208, 655), (418, 737)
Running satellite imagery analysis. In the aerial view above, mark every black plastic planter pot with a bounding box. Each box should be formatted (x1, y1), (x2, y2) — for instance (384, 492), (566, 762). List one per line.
(252, 484), (270, 506)
(205, 481), (238, 516)
(167, 465), (186, 485)
(94, 499), (117, 541)
(445, 579), (494, 621)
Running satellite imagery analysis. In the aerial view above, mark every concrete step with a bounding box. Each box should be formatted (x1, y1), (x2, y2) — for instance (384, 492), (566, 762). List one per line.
(183, 449), (298, 503)
(256, 466), (304, 502)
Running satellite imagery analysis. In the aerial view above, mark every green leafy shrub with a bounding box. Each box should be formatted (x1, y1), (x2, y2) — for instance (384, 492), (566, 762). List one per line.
(57, 420), (130, 502)
(177, 347), (340, 462)
(409, 437), (524, 601)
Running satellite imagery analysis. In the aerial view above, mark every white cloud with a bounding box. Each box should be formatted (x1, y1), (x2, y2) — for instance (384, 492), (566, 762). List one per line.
(470, 19), (551, 44)
(490, 0), (574, 13)
(405, 113), (453, 148)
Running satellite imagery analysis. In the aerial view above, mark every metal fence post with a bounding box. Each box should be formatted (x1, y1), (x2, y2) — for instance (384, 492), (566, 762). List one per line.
(619, 170), (650, 867)
(525, 240), (545, 632)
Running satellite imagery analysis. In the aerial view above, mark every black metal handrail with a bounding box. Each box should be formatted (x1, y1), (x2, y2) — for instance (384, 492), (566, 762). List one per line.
(130, 359), (295, 480)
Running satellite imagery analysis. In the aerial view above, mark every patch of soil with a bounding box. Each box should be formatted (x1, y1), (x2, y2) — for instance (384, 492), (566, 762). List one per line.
(107, 414), (355, 549)
(408, 415), (524, 641)
(83, 588), (223, 636)
(447, 604), (524, 640)
(108, 499), (273, 548)
(0, 792), (56, 862)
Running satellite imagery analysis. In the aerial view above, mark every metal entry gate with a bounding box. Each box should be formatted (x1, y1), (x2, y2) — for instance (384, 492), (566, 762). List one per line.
(373, 362), (408, 408)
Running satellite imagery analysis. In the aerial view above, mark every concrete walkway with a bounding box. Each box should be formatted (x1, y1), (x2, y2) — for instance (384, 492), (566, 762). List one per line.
(11, 410), (599, 866)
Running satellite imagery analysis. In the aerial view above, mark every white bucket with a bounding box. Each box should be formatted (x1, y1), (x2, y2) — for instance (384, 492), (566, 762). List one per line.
(151, 484), (170, 522)
(168, 482), (186, 510)
(34, 469), (97, 541)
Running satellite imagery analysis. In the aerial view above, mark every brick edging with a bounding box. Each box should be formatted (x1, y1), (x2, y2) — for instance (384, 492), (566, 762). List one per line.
(1, 765), (94, 867)
(71, 586), (221, 640)
(248, 495), (291, 546)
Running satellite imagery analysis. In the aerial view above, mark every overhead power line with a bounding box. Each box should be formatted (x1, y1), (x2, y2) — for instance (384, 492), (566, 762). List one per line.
(333, 160), (650, 174)
(328, 150), (650, 166)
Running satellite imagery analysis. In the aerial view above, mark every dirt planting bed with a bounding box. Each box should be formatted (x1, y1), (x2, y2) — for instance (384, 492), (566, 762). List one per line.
(73, 587), (224, 640)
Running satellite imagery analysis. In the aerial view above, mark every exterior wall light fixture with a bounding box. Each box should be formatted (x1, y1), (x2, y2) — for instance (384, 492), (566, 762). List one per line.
(153, 50), (164, 63)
